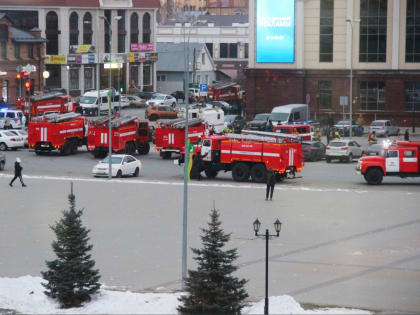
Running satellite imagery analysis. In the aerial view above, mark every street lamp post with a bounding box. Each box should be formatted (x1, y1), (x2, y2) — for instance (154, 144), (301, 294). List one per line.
(100, 15), (121, 179)
(346, 18), (360, 138)
(253, 218), (282, 315)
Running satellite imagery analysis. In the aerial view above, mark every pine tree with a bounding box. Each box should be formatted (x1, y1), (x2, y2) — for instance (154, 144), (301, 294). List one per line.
(41, 183), (101, 308)
(178, 208), (248, 314)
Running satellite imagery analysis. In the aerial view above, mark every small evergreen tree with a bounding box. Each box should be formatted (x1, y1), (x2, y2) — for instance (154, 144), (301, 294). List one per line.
(178, 208), (248, 314)
(41, 183), (101, 308)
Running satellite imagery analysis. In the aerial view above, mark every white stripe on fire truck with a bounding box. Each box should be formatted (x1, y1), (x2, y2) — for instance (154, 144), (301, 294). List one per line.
(37, 104), (61, 109)
(101, 133), (107, 144)
(188, 132), (204, 138)
(119, 131), (136, 137)
(231, 150), (261, 156)
(59, 128), (83, 134)
(403, 158), (417, 162)
(263, 152), (280, 157)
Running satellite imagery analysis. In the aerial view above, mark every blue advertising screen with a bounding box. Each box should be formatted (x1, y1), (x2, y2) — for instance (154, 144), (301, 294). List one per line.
(256, 0), (295, 63)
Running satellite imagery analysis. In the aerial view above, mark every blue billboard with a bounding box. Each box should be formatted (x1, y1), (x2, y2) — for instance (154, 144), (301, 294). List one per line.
(256, 0), (295, 63)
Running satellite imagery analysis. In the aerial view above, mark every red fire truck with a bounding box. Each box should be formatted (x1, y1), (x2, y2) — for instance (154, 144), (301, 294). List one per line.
(272, 124), (312, 141)
(154, 118), (205, 159)
(87, 116), (151, 158)
(28, 112), (86, 155)
(207, 82), (245, 111)
(17, 91), (76, 118)
(356, 141), (420, 184)
(185, 131), (304, 182)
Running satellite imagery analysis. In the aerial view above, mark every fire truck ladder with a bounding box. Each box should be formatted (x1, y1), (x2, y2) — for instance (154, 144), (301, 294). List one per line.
(242, 130), (310, 141)
(32, 112), (81, 123)
(171, 118), (203, 128)
(225, 132), (286, 143)
(111, 115), (138, 128)
(90, 115), (116, 126)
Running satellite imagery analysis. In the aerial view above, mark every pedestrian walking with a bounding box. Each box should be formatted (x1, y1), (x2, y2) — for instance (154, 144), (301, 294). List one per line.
(9, 157), (26, 187)
(326, 125), (331, 144)
(404, 129), (410, 141)
(265, 167), (276, 201)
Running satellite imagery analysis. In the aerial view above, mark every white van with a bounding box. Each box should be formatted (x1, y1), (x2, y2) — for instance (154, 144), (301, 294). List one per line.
(0, 109), (25, 129)
(269, 104), (309, 126)
(79, 90), (121, 116)
(180, 107), (225, 133)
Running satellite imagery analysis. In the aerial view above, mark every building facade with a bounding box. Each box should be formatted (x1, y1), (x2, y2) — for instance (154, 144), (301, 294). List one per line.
(246, 0), (420, 126)
(157, 14), (248, 83)
(206, 0), (248, 15)
(0, 13), (46, 105)
(0, 0), (160, 98)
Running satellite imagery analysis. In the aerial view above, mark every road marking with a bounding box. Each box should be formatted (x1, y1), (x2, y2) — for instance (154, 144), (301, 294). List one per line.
(0, 173), (369, 193)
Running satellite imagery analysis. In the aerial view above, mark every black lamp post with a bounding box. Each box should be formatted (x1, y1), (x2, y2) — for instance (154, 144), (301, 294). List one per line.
(253, 218), (282, 315)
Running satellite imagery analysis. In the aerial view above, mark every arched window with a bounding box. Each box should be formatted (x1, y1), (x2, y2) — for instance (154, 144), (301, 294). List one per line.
(130, 12), (139, 44)
(46, 11), (59, 54)
(117, 9), (125, 53)
(142, 12), (151, 43)
(0, 25), (8, 60)
(69, 12), (79, 46)
(83, 12), (92, 45)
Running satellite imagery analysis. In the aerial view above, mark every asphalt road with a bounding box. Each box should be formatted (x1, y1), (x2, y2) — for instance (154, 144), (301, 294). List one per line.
(0, 107), (419, 313)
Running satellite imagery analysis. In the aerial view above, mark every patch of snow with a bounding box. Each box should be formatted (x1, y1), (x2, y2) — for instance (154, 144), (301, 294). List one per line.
(352, 251), (363, 256)
(0, 276), (370, 314)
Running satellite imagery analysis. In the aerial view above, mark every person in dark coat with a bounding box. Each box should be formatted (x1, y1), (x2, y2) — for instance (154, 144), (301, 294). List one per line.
(265, 167), (276, 201)
(326, 125), (331, 144)
(9, 157), (26, 187)
(404, 129), (410, 141)
(266, 119), (274, 132)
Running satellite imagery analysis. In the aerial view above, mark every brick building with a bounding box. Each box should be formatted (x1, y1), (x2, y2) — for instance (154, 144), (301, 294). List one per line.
(245, 0), (420, 127)
(0, 13), (46, 105)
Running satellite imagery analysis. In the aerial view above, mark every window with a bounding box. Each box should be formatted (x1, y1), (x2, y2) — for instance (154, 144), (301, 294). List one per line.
(405, 82), (420, 111)
(14, 43), (20, 59)
(69, 68), (79, 90)
(1, 40), (7, 60)
(157, 75), (166, 81)
(206, 43), (213, 57)
(359, 81), (385, 110)
(359, 0), (387, 62)
(245, 43), (249, 58)
(220, 43), (238, 58)
(104, 10), (111, 53)
(143, 64), (151, 86)
(220, 43), (228, 58)
(130, 13), (139, 45)
(28, 44), (34, 59)
(69, 12), (79, 46)
(318, 81), (332, 109)
(130, 65), (138, 85)
(202, 53), (205, 65)
(143, 13), (151, 43)
(320, 0), (334, 62)
(229, 43), (238, 58)
(117, 10), (125, 53)
(388, 150), (398, 158)
(83, 12), (93, 45)
(404, 150), (415, 157)
(0, 25), (7, 60)
(205, 74), (209, 84)
(46, 11), (59, 55)
(197, 75), (201, 83)
(406, 0), (420, 62)
(84, 67), (94, 91)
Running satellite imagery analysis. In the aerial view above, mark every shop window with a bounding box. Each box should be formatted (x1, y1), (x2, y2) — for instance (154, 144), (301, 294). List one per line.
(405, 82), (420, 111)
(84, 67), (94, 91)
(359, 81), (385, 110)
(359, 0), (387, 62)
(406, 0), (420, 62)
(318, 81), (332, 109)
(143, 64), (151, 86)
(130, 66), (139, 86)
(320, 0), (334, 62)
(69, 68), (79, 90)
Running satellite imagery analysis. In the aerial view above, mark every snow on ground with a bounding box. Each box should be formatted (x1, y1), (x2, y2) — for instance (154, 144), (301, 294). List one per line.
(0, 276), (370, 314)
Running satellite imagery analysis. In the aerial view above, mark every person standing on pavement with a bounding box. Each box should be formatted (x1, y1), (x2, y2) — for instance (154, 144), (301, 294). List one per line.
(404, 129), (410, 141)
(326, 125), (331, 144)
(9, 157), (26, 187)
(265, 167), (276, 201)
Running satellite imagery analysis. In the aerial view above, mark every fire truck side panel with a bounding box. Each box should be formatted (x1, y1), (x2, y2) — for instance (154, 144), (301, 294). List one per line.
(112, 124), (137, 152)
(155, 124), (205, 153)
(261, 143), (285, 173)
(230, 141), (263, 163)
(399, 146), (419, 173)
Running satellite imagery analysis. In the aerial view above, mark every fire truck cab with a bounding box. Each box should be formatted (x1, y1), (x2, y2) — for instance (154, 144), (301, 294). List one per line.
(357, 141), (420, 184)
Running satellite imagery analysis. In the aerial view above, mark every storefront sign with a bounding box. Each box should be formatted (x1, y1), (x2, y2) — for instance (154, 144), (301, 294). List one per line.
(130, 43), (154, 52)
(45, 55), (66, 64)
(256, 0), (295, 63)
(76, 44), (94, 53)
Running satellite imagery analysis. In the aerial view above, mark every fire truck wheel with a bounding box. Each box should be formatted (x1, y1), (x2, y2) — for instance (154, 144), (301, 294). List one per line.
(133, 167), (139, 177)
(364, 167), (383, 185)
(251, 164), (267, 183)
(232, 163), (250, 182)
(0, 142), (7, 151)
(204, 168), (218, 179)
(149, 114), (158, 122)
(138, 142), (150, 155)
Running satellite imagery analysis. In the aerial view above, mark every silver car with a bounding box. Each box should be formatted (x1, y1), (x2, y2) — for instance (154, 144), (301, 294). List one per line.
(369, 120), (400, 137)
(326, 139), (363, 163)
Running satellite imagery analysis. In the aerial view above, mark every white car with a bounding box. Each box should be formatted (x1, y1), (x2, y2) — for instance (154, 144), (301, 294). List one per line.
(0, 130), (25, 151)
(146, 94), (177, 108)
(9, 129), (28, 147)
(119, 96), (130, 108)
(0, 109), (25, 129)
(326, 140), (363, 163)
(92, 154), (142, 178)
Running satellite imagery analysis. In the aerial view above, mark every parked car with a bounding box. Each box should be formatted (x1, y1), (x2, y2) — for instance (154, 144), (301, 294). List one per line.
(125, 95), (146, 108)
(145, 105), (179, 121)
(0, 130), (25, 151)
(146, 94), (177, 108)
(224, 115), (247, 132)
(326, 139), (363, 163)
(0, 109), (25, 129)
(92, 154), (142, 178)
(247, 113), (271, 130)
(362, 143), (385, 156)
(119, 95), (130, 108)
(0, 152), (5, 170)
(334, 120), (364, 136)
(134, 91), (156, 100)
(207, 101), (233, 113)
(369, 120), (400, 137)
(302, 141), (326, 161)
(9, 129), (28, 147)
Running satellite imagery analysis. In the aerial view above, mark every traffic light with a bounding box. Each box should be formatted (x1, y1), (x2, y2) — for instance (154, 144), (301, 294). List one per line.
(16, 73), (22, 80)
(25, 81), (31, 96)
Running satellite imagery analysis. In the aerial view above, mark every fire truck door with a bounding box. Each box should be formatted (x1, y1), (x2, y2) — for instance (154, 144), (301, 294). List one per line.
(201, 139), (212, 161)
(385, 150), (399, 172)
(400, 149), (418, 173)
